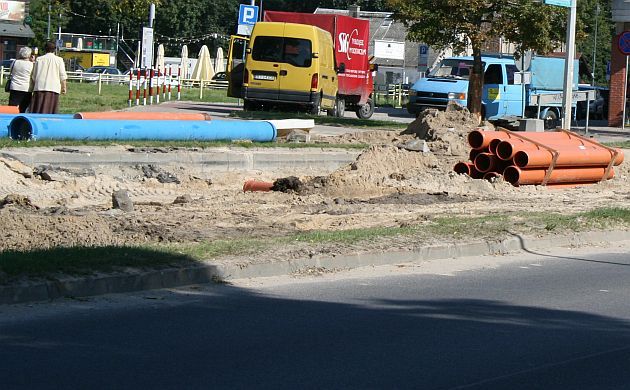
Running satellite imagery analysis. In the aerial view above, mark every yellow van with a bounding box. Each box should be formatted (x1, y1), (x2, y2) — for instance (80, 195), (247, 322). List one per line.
(238, 22), (342, 116)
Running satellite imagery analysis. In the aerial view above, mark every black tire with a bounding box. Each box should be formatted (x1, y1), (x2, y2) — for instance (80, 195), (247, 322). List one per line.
(327, 96), (345, 117)
(243, 99), (255, 112)
(543, 110), (558, 130)
(355, 98), (374, 119)
(310, 94), (321, 115)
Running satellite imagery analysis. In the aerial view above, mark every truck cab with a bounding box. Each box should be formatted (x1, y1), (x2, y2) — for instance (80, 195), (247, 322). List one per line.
(407, 56), (521, 120)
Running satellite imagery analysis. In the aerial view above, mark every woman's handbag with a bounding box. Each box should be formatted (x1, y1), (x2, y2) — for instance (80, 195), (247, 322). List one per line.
(4, 61), (14, 92)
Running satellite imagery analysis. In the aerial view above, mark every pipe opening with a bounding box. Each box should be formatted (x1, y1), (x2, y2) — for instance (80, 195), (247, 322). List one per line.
(467, 131), (485, 149)
(489, 139), (503, 155)
(496, 141), (515, 160)
(513, 151), (529, 168)
(469, 148), (482, 162)
(503, 166), (520, 185)
(10, 117), (33, 140)
(474, 153), (493, 173)
(453, 162), (471, 175)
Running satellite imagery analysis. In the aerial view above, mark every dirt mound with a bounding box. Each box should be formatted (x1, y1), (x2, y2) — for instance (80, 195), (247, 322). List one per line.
(313, 130), (414, 145)
(402, 102), (485, 157)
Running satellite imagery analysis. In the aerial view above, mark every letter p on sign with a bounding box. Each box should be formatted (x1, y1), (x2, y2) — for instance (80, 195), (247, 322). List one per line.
(238, 5), (259, 26)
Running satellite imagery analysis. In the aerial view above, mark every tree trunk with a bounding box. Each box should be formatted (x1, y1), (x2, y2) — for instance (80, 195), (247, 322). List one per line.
(467, 45), (484, 124)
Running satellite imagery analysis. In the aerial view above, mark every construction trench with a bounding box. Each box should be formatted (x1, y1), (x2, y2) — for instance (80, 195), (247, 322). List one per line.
(0, 105), (629, 277)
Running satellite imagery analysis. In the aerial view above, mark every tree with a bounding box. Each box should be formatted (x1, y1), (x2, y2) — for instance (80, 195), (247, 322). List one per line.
(388, 0), (567, 121)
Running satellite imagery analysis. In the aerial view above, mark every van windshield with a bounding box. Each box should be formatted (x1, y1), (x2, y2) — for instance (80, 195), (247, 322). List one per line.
(252, 36), (312, 68)
(428, 59), (480, 80)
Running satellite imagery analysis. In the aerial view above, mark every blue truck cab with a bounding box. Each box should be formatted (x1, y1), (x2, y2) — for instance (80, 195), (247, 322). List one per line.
(407, 54), (579, 127)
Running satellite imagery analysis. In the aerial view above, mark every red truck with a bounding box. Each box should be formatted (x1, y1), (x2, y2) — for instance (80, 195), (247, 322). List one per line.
(227, 11), (376, 118)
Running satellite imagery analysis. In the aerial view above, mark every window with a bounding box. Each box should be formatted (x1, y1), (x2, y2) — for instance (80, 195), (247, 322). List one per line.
(428, 59), (482, 80)
(484, 64), (503, 84)
(3, 40), (16, 60)
(506, 65), (518, 85)
(252, 36), (312, 68)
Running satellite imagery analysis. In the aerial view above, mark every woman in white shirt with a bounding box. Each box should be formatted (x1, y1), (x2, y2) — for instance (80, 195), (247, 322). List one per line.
(9, 47), (34, 113)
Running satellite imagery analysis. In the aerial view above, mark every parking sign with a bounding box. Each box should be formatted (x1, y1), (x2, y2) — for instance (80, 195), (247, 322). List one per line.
(238, 5), (259, 25)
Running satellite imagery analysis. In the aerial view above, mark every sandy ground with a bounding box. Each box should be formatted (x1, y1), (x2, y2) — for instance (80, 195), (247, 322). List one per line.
(0, 107), (628, 269)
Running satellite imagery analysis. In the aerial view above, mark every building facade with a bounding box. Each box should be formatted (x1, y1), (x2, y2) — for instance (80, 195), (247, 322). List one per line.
(610, 0), (630, 126)
(0, 1), (34, 60)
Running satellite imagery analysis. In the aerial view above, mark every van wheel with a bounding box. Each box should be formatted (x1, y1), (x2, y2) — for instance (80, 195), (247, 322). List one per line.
(355, 98), (374, 119)
(327, 97), (345, 117)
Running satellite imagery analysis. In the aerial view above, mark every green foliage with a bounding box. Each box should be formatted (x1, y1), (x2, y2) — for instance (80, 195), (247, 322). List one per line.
(575, 0), (614, 86)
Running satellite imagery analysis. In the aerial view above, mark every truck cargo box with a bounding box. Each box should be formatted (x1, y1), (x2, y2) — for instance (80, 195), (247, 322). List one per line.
(264, 11), (372, 104)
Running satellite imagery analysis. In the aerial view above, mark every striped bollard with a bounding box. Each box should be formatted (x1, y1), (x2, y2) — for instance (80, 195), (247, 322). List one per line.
(156, 67), (160, 104)
(136, 68), (141, 106)
(149, 68), (154, 105)
(177, 66), (181, 101)
(168, 66), (172, 101)
(143, 67), (148, 106)
(128, 68), (133, 106)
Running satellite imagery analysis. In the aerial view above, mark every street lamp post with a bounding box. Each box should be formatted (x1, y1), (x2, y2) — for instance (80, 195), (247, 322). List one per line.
(591, 3), (600, 86)
(561, 0), (577, 130)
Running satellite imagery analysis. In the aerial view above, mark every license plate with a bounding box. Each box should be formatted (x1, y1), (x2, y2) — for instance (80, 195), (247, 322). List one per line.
(254, 74), (276, 81)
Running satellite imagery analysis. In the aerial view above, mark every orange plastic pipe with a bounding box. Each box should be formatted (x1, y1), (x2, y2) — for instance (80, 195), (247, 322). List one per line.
(469, 147), (487, 162)
(469, 129), (586, 152)
(467, 130), (512, 149)
(514, 147), (624, 168)
(495, 138), (599, 161)
(454, 162), (483, 179)
(0, 106), (19, 114)
(243, 180), (273, 192)
(503, 166), (615, 186)
(474, 152), (510, 173)
(74, 112), (212, 120)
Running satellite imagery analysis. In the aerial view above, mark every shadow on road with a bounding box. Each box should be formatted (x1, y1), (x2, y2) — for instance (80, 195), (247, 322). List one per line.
(2, 281), (630, 389)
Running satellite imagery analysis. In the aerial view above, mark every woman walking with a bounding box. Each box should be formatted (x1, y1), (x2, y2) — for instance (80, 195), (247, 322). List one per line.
(30, 41), (67, 114)
(8, 47), (34, 113)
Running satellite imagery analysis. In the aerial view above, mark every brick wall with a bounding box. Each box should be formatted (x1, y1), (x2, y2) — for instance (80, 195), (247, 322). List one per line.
(609, 33), (627, 127)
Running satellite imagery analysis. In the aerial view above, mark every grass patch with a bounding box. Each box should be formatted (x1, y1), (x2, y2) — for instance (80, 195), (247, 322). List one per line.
(603, 140), (630, 149)
(0, 82), (237, 114)
(231, 110), (407, 130)
(0, 245), (196, 278)
(2, 207), (629, 280)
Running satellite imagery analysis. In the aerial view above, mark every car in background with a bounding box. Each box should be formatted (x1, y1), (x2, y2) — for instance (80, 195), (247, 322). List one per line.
(82, 66), (123, 83)
(576, 86), (609, 120)
(212, 71), (227, 81)
(1, 59), (14, 69)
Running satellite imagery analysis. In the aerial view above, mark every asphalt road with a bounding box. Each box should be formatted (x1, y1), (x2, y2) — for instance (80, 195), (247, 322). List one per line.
(2, 243), (630, 389)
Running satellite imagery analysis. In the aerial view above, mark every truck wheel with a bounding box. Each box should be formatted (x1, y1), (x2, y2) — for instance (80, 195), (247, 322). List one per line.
(543, 110), (558, 130)
(327, 97), (345, 117)
(355, 98), (374, 119)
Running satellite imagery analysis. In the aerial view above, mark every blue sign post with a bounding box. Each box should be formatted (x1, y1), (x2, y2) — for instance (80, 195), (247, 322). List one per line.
(544, 0), (571, 7)
(237, 5), (259, 35)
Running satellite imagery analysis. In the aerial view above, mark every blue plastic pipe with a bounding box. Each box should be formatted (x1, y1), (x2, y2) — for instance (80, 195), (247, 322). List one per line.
(9, 117), (277, 142)
(0, 114), (75, 138)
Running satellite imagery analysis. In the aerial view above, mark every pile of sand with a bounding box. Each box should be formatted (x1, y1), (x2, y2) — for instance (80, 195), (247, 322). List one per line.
(402, 102), (485, 157)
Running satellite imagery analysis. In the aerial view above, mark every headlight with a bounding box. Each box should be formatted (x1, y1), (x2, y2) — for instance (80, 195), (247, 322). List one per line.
(448, 92), (466, 100)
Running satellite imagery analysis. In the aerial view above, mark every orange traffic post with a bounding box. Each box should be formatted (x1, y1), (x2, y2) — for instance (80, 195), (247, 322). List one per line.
(0, 106), (19, 114)
(73, 112), (212, 120)
(243, 180), (274, 192)
(503, 166), (615, 186)
(513, 147), (624, 168)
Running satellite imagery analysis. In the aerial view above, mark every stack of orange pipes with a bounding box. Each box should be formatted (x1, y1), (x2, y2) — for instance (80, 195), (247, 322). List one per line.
(454, 129), (624, 186)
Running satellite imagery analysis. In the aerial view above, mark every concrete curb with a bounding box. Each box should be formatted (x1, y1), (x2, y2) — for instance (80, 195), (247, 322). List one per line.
(1, 230), (629, 305)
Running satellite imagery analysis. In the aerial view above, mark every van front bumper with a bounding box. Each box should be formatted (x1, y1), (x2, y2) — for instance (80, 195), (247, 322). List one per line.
(244, 87), (320, 107)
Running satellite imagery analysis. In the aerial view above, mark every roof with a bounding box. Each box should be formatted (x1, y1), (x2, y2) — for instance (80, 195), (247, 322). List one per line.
(0, 22), (35, 38)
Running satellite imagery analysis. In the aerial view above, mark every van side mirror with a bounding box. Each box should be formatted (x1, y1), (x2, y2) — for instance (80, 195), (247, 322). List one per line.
(245, 48), (251, 54)
(337, 62), (346, 74)
(312, 52), (319, 59)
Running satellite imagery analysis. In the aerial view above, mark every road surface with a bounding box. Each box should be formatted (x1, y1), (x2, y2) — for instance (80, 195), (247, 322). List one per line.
(2, 242), (630, 389)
